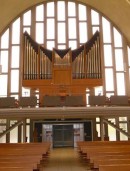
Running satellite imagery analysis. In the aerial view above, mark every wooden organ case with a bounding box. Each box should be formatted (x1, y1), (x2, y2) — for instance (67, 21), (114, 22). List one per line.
(22, 31), (103, 106)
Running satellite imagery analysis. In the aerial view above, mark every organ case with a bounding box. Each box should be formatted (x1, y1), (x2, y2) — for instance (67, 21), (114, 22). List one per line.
(22, 31), (103, 105)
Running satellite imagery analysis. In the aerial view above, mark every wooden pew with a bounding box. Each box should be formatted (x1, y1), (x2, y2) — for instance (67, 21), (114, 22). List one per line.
(94, 158), (130, 169)
(78, 144), (130, 161)
(99, 164), (130, 171)
(0, 168), (33, 171)
(77, 141), (130, 155)
(77, 140), (130, 148)
(0, 142), (51, 171)
(84, 146), (130, 158)
(90, 153), (130, 163)
(77, 141), (130, 171)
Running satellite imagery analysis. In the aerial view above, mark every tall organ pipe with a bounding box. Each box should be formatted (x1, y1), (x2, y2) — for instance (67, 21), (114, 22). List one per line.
(23, 31), (101, 80)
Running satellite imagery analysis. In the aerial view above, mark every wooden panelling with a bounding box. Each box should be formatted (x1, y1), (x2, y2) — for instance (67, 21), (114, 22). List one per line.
(53, 67), (72, 85)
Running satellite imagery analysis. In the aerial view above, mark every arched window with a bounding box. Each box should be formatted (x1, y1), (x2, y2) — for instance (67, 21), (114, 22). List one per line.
(0, 1), (130, 142)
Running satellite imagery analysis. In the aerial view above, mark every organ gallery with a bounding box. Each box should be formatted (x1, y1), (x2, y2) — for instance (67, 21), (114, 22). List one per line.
(22, 31), (102, 106)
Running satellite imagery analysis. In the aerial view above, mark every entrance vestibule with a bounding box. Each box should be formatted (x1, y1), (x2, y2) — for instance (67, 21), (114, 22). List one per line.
(34, 121), (92, 147)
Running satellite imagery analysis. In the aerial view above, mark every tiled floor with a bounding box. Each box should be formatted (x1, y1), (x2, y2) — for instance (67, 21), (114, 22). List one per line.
(41, 148), (91, 171)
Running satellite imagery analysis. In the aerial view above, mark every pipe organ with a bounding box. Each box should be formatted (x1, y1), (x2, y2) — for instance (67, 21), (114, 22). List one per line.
(22, 31), (103, 105)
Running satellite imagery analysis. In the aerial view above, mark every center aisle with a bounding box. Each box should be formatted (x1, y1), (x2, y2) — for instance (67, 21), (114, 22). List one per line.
(42, 148), (90, 171)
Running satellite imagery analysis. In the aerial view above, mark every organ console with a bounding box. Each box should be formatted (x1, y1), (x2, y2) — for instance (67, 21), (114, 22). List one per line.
(22, 31), (103, 106)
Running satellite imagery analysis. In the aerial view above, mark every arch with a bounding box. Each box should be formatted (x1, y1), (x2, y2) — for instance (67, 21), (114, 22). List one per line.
(0, 0), (130, 142)
(0, 1), (130, 44)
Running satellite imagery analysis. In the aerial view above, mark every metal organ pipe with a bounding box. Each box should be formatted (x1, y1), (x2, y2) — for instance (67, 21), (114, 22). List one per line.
(23, 31), (101, 81)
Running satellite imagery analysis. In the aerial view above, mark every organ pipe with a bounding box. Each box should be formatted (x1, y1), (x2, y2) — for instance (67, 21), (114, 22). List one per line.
(23, 31), (102, 80)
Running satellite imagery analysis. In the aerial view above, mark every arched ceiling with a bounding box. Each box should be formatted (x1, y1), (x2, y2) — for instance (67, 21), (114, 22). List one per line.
(0, 0), (130, 45)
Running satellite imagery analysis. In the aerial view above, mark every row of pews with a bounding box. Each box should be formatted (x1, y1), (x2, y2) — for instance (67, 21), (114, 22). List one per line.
(0, 142), (51, 171)
(77, 141), (130, 171)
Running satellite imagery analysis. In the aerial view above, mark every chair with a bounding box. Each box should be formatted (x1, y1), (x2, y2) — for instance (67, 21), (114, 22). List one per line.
(42, 96), (61, 107)
(65, 95), (84, 106)
(88, 95), (106, 106)
(110, 95), (129, 106)
(19, 96), (37, 107)
(0, 97), (16, 108)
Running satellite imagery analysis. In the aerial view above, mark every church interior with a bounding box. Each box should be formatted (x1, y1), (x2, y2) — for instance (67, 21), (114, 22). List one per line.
(0, 0), (130, 171)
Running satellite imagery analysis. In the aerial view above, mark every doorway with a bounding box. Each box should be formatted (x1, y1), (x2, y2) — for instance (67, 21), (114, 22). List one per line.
(53, 125), (74, 147)
(34, 121), (92, 147)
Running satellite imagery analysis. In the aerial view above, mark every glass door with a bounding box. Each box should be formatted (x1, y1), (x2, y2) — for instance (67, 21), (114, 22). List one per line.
(53, 124), (74, 147)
